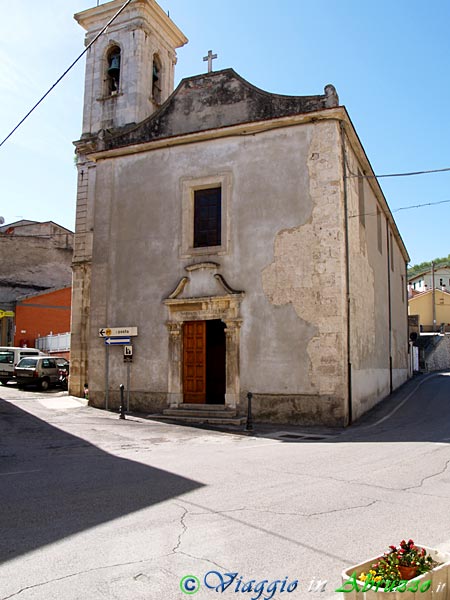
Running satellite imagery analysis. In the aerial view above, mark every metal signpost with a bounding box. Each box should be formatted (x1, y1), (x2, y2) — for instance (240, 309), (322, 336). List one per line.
(105, 344), (110, 410)
(124, 345), (133, 411)
(99, 327), (138, 411)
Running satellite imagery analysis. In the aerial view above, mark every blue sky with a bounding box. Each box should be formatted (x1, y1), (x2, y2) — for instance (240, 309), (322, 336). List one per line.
(1, 0), (449, 266)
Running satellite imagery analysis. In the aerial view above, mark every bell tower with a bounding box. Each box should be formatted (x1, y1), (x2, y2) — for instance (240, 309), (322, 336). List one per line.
(70, 0), (187, 398)
(74, 0), (188, 134)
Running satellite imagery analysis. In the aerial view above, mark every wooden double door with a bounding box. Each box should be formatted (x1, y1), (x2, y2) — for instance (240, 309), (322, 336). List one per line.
(183, 320), (226, 404)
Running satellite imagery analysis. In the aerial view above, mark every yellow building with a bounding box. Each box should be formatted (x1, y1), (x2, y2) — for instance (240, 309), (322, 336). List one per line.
(408, 289), (450, 332)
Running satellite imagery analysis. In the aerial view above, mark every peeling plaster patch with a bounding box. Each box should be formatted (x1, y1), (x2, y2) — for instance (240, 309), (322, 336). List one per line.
(262, 122), (345, 397)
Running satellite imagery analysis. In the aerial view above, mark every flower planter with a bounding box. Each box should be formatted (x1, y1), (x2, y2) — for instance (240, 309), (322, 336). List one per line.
(340, 545), (450, 599)
(397, 565), (418, 580)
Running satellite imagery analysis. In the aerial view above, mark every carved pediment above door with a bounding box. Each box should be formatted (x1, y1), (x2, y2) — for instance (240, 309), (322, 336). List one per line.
(167, 262), (244, 300)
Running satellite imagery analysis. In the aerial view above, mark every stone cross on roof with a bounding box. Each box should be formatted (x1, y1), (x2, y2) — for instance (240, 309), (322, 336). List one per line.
(203, 50), (217, 73)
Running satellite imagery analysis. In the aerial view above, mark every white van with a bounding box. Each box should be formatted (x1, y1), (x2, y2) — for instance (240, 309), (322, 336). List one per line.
(0, 347), (45, 385)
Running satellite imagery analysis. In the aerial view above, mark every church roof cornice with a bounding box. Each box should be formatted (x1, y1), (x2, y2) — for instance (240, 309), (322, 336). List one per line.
(80, 105), (343, 160)
(76, 69), (339, 153)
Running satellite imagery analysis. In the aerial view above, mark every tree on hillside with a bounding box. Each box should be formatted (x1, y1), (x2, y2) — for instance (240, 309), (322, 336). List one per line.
(408, 255), (450, 277)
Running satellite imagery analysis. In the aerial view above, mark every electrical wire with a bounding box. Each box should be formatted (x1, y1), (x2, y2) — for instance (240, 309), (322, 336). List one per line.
(5, 196), (450, 234)
(343, 138), (450, 216)
(349, 198), (450, 219)
(0, 0), (133, 150)
(393, 198), (450, 213)
(347, 166), (450, 179)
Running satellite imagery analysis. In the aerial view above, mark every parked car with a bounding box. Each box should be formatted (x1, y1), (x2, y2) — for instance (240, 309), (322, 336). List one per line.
(0, 347), (46, 385)
(14, 356), (68, 391)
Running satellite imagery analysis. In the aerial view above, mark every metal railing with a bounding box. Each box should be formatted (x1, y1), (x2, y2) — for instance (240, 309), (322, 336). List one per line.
(35, 332), (70, 353)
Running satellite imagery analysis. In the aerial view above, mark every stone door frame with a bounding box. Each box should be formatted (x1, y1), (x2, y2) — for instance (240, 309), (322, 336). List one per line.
(164, 294), (243, 409)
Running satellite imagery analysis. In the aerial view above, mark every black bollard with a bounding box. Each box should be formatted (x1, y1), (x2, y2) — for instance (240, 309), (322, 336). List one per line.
(119, 384), (126, 419)
(245, 391), (253, 431)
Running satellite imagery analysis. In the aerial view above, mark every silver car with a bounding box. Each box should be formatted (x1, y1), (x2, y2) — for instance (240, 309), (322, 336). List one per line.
(14, 356), (66, 391)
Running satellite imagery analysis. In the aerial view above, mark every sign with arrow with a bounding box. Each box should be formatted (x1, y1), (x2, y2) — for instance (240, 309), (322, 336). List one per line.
(99, 327), (138, 338)
(104, 336), (131, 346)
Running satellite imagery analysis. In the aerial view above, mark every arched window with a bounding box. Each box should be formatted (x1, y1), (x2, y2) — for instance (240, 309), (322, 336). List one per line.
(152, 54), (162, 105)
(106, 46), (121, 95)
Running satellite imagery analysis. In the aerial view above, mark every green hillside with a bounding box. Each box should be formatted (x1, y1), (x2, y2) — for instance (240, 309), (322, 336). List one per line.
(408, 256), (450, 278)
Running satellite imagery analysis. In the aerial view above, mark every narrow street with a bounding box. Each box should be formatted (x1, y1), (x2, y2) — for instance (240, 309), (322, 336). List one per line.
(1, 374), (450, 599)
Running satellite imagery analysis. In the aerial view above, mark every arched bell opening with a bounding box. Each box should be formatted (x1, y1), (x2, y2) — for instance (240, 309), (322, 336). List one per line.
(152, 53), (162, 105)
(106, 45), (121, 95)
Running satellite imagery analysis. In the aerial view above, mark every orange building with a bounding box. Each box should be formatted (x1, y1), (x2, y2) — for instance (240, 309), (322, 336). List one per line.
(14, 287), (71, 355)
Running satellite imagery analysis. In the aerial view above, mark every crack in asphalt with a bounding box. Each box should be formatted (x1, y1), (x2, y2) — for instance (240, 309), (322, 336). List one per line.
(247, 499), (379, 517)
(189, 499), (379, 518)
(181, 499), (352, 565)
(134, 566), (176, 581)
(171, 504), (189, 554)
(170, 503), (227, 571)
(402, 457), (450, 491)
(0, 559), (155, 600)
(267, 446), (450, 494)
(176, 549), (227, 571)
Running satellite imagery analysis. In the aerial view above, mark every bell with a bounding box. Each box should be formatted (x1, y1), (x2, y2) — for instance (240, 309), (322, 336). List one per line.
(153, 64), (159, 82)
(108, 54), (120, 78)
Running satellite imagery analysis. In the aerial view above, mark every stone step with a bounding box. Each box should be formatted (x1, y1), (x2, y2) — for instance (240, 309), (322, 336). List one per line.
(178, 403), (229, 411)
(163, 408), (237, 418)
(157, 414), (246, 426)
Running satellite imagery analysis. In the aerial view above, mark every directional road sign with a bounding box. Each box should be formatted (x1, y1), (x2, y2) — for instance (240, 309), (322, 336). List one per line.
(99, 327), (138, 338)
(104, 336), (131, 345)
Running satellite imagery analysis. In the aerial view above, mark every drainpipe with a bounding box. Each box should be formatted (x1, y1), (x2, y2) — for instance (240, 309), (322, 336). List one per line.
(386, 220), (393, 393)
(405, 261), (412, 377)
(340, 122), (352, 425)
(432, 261), (436, 332)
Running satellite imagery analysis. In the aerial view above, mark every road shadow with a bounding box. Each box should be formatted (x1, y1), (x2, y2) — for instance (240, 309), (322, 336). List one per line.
(0, 398), (204, 564)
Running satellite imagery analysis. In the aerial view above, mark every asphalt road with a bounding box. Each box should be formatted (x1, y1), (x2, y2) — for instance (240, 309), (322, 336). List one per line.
(1, 374), (450, 600)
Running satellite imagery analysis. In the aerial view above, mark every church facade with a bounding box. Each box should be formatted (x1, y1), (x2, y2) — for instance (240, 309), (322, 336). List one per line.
(70, 0), (410, 426)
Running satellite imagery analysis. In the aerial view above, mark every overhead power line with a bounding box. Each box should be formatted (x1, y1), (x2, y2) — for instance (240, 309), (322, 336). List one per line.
(349, 198), (450, 219)
(393, 198), (450, 213)
(342, 137), (450, 180)
(2, 0), (449, 190)
(347, 166), (450, 179)
(0, 0), (133, 150)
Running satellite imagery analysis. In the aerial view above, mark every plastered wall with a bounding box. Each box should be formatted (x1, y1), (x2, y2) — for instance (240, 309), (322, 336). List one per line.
(86, 121), (349, 423)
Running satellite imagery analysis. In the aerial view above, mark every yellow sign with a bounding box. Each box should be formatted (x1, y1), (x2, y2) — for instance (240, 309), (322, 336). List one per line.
(0, 310), (14, 319)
